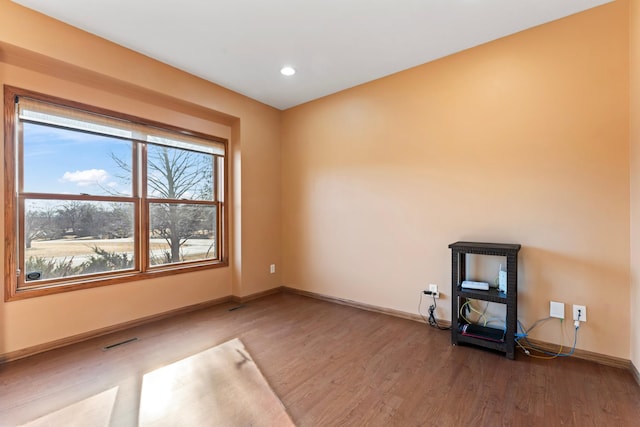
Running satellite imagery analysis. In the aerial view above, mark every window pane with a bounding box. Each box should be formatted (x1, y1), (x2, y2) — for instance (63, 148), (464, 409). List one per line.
(23, 199), (135, 283)
(23, 122), (133, 196)
(147, 145), (213, 200)
(148, 203), (217, 266)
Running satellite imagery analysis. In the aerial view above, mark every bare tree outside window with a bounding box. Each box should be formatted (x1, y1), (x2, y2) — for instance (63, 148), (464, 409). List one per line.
(146, 145), (216, 264)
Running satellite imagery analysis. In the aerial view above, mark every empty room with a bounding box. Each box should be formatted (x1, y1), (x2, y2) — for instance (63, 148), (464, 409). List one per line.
(1, 0), (639, 425)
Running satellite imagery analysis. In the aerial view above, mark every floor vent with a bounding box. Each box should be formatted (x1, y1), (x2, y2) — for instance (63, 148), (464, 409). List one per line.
(103, 337), (139, 351)
(228, 304), (246, 312)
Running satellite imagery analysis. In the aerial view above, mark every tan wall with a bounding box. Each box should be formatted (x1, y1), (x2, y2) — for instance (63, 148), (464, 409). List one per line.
(0, 0), (282, 355)
(0, 0), (633, 361)
(282, 1), (630, 357)
(630, 0), (640, 370)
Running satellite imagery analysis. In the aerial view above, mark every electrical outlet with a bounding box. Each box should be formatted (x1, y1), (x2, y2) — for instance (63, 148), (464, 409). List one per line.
(550, 301), (564, 319)
(428, 284), (440, 299)
(573, 305), (587, 322)
(269, 264), (276, 274)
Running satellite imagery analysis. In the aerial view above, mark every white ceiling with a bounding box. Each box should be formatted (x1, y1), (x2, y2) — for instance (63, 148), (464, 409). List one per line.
(13, 0), (613, 110)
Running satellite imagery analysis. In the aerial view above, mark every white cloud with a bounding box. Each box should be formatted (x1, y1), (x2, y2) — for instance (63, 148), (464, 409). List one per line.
(61, 169), (109, 187)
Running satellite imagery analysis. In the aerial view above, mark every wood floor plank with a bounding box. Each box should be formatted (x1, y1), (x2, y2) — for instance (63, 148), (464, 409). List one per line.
(0, 292), (638, 426)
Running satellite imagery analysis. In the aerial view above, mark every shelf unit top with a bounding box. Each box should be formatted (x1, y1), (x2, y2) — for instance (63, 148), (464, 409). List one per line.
(448, 241), (521, 255)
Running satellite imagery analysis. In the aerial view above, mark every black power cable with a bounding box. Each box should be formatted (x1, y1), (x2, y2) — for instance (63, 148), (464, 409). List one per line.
(419, 291), (450, 330)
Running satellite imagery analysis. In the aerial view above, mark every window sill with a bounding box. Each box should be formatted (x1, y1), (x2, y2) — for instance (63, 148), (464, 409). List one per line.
(5, 260), (228, 302)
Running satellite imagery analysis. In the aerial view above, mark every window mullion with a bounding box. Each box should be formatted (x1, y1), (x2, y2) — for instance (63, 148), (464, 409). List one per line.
(139, 141), (148, 273)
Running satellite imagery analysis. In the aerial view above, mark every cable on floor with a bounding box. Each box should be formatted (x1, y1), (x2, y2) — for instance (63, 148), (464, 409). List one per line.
(418, 291), (450, 330)
(515, 318), (579, 358)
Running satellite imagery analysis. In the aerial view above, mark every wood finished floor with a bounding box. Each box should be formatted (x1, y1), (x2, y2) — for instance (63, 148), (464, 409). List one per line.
(0, 292), (638, 426)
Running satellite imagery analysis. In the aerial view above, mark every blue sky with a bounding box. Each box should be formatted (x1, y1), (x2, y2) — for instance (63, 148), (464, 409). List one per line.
(23, 122), (132, 196)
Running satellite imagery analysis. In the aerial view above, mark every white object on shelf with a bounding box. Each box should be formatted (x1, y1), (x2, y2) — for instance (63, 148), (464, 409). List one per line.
(498, 264), (507, 294)
(461, 280), (489, 290)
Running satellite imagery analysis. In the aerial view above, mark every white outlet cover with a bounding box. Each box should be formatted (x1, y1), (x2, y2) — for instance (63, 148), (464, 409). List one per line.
(550, 301), (564, 319)
(573, 305), (587, 322)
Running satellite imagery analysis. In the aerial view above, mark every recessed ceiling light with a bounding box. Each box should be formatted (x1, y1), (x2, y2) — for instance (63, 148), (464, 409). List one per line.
(280, 66), (296, 76)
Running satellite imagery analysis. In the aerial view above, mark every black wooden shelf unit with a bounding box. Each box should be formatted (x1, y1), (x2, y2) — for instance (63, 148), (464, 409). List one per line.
(449, 241), (521, 360)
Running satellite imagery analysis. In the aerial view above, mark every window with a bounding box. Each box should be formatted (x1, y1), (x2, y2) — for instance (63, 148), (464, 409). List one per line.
(4, 86), (227, 300)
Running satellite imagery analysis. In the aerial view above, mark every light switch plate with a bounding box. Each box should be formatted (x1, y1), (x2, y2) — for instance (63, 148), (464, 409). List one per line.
(550, 301), (564, 319)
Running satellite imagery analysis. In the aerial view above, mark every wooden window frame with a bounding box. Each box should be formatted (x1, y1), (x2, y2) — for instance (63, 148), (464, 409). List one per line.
(4, 86), (228, 301)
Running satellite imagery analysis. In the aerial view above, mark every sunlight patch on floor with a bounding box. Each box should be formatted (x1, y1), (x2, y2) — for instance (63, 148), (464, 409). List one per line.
(21, 386), (118, 427)
(139, 338), (295, 426)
